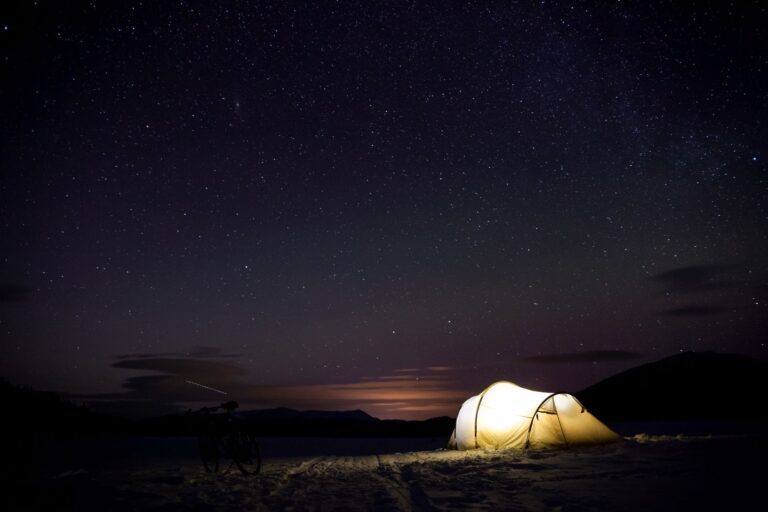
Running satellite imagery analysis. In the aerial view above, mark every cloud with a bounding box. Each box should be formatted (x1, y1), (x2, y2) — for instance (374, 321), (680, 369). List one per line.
(115, 352), (177, 360)
(394, 365), (454, 373)
(296, 377), (466, 417)
(650, 265), (768, 295)
(524, 350), (644, 364)
(115, 346), (242, 360)
(659, 305), (732, 317)
(113, 357), (248, 378)
(185, 346), (243, 358)
(0, 283), (29, 303)
(83, 354), (467, 420)
(650, 264), (736, 293)
(366, 375), (424, 381)
(648, 264), (758, 318)
(78, 357), (251, 410)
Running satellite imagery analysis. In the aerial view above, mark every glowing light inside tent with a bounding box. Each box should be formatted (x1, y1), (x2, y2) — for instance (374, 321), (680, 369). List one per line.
(480, 402), (517, 435)
(554, 394), (578, 416)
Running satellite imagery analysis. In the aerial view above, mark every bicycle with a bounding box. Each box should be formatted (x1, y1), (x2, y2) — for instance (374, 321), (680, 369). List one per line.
(188, 400), (261, 475)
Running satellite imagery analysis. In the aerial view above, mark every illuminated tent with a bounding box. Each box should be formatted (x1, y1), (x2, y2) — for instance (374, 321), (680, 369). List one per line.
(448, 381), (620, 450)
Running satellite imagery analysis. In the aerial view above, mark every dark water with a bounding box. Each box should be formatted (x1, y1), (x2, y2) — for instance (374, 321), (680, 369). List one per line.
(17, 421), (767, 477)
(15, 418), (768, 478)
(14, 435), (447, 476)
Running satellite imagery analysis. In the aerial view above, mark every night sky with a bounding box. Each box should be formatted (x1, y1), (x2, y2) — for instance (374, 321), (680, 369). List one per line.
(1, 1), (766, 420)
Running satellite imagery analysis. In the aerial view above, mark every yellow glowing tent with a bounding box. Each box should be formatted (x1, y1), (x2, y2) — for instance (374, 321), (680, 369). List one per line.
(448, 381), (620, 450)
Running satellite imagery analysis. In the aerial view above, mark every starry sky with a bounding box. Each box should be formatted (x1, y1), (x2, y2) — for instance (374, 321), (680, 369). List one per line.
(1, 1), (766, 420)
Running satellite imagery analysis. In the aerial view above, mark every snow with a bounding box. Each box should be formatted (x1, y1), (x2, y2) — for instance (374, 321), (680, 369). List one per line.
(8, 433), (767, 511)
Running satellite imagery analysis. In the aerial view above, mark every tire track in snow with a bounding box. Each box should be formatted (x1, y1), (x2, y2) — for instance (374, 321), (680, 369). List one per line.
(372, 455), (435, 511)
(264, 456), (327, 502)
(262, 454), (438, 510)
(264, 455), (379, 509)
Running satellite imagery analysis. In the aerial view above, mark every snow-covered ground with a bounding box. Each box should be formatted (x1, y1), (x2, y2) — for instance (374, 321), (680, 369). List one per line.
(8, 433), (766, 511)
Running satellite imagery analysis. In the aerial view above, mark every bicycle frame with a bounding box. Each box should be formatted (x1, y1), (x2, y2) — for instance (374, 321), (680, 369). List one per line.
(189, 403), (261, 475)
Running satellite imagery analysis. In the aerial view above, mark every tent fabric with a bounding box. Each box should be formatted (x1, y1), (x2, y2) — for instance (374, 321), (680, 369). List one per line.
(448, 381), (620, 450)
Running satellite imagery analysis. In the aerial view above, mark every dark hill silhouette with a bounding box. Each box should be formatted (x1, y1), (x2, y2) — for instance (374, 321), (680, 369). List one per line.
(1, 379), (131, 436)
(576, 352), (768, 422)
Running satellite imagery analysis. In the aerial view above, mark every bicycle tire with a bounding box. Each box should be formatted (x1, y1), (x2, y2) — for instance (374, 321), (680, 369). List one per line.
(232, 432), (261, 475)
(199, 435), (220, 473)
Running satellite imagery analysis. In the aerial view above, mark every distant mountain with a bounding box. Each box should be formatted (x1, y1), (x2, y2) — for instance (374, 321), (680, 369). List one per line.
(576, 352), (768, 422)
(137, 408), (453, 438)
(239, 407), (376, 423)
(195, 408), (451, 437)
(0, 379), (453, 438)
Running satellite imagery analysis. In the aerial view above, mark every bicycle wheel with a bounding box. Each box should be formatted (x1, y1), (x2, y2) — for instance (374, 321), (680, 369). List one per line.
(199, 435), (220, 472)
(232, 432), (261, 475)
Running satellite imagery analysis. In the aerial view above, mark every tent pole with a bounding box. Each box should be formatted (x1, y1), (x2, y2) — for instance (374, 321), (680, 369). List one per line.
(472, 381), (512, 449)
(473, 387), (491, 449)
(525, 391), (568, 449)
(553, 396), (568, 448)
